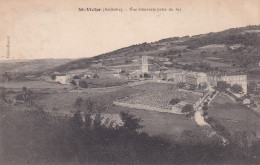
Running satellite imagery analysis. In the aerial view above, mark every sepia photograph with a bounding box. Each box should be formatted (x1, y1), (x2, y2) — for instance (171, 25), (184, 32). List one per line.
(0, 0), (260, 164)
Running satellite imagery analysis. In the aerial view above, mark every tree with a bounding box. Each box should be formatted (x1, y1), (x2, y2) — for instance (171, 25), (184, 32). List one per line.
(84, 113), (92, 130)
(70, 110), (83, 131)
(15, 87), (33, 102)
(231, 84), (243, 93)
(93, 113), (102, 130)
(73, 75), (80, 79)
(0, 88), (7, 102)
(182, 104), (193, 114)
(70, 80), (77, 86)
(177, 82), (185, 88)
(3, 72), (11, 81)
(50, 74), (56, 80)
(79, 80), (88, 88)
(170, 98), (180, 105)
(93, 73), (99, 78)
(85, 98), (94, 113)
(120, 111), (144, 134)
(189, 84), (197, 91)
(217, 81), (231, 92)
(74, 97), (83, 109)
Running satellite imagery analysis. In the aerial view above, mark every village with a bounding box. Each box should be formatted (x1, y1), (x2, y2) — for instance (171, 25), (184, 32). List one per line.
(47, 55), (251, 115)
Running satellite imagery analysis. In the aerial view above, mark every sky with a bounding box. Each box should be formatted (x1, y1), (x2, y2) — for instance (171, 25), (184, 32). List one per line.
(0, 0), (259, 60)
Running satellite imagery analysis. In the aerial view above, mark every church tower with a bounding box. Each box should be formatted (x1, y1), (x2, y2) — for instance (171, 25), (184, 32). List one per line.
(141, 56), (148, 73)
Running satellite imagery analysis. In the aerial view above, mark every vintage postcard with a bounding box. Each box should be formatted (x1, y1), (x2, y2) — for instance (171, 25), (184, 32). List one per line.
(0, 0), (260, 164)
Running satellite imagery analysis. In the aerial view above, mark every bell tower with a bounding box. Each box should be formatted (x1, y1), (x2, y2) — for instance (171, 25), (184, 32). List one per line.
(141, 56), (148, 73)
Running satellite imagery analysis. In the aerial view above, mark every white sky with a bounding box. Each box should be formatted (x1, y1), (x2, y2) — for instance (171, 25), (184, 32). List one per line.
(0, 0), (259, 60)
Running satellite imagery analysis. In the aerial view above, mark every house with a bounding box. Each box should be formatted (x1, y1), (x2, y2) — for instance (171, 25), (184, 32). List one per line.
(243, 98), (250, 105)
(160, 70), (187, 82)
(55, 74), (71, 84)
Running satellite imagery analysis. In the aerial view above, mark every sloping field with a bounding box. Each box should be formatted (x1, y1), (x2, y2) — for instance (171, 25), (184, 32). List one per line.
(107, 105), (206, 142)
(208, 94), (260, 138)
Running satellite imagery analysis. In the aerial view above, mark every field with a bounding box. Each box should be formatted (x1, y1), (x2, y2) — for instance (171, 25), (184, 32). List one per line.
(208, 93), (260, 138)
(118, 82), (203, 110)
(1, 80), (208, 142)
(107, 105), (207, 142)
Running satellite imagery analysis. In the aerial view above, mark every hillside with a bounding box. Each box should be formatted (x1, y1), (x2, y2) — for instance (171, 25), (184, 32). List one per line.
(0, 58), (73, 74)
(46, 25), (260, 75)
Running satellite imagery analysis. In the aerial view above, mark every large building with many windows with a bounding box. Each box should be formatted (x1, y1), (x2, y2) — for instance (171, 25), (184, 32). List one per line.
(207, 73), (247, 93)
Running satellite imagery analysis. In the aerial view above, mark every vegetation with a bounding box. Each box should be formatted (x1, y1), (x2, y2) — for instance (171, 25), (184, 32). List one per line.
(79, 80), (88, 88)
(2, 72), (12, 81)
(70, 80), (77, 86)
(15, 87), (33, 102)
(1, 108), (259, 165)
(231, 84), (243, 93)
(217, 81), (231, 92)
(169, 98), (180, 105)
(50, 74), (56, 80)
(177, 82), (185, 88)
(73, 75), (80, 79)
(93, 73), (99, 78)
(181, 104), (193, 114)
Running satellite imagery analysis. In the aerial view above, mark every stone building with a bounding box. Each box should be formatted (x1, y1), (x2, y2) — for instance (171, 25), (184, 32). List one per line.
(207, 73), (247, 93)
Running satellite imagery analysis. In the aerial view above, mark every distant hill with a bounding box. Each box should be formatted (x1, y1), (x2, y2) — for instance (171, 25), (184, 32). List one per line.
(0, 59), (73, 74)
(41, 25), (260, 75)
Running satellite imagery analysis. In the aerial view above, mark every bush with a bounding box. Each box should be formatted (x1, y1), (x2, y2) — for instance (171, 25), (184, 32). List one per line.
(169, 98), (180, 105)
(73, 75), (80, 79)
(231, 84), (243, 93)
(79, 80), (88, 88)
(177, 82), (185, 88)
(189, 84), (197, 91)
(93, 73), (99, 78)
(217, 81), (231, 92)
(182, 104), (193, 113)
(50, 74), (56, 80)
(70, 80), (77, 86)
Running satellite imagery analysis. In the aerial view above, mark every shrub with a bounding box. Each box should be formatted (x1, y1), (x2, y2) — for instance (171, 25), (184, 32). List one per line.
(169, 98), (180, 105)
(93, 73), (99, 78)
(231, 84), (243, 93)
(70, 80), (77, 86)
(177, 82), (185, 88)
(217, 81), (231, 92)
(73, 75), (80, 79)
(182, 104), (193, 113)
(50, 74), (56, 80)
(79, 80), (88, 88)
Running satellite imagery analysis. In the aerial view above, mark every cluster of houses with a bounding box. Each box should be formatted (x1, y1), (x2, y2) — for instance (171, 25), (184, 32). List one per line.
(47, 55), (248, 95)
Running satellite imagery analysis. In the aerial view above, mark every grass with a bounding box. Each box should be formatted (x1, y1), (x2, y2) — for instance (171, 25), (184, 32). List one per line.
(106, 105), (202, 142)
(208, 94), (260, 137)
